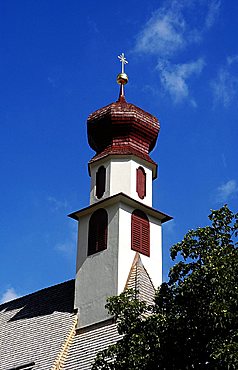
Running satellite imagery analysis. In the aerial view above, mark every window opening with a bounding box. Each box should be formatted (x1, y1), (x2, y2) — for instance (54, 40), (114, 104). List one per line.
(88, 208), (108, 256)
(96, 166), (106, 199)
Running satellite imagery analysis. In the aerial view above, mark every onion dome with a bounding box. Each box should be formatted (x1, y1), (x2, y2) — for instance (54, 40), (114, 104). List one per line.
(87, 53), (160, 165)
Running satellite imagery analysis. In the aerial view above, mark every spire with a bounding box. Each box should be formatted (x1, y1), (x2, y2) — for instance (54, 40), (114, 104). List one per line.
(117, 53), (128, 102)
(87, 52), (160, 174)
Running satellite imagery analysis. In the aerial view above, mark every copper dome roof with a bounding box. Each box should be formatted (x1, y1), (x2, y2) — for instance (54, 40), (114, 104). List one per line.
(87, 98), (160, 164)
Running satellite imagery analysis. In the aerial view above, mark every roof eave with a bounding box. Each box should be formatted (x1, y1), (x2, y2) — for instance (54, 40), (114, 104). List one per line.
(68, 192), (172, 223)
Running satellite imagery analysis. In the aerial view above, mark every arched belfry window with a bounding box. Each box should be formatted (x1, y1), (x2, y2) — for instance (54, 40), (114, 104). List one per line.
(131, 209), (150, 257)
(88, 208), (108, 256)
(136, 167), (146, 199)
(96, 166), (106, 199)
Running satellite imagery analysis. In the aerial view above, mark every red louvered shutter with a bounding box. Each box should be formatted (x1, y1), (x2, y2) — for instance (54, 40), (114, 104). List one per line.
(136, 167), (146, 199)
(96, 166), (106, 199)
(131, 210), (150, 257)
(88, 208), (108, 256)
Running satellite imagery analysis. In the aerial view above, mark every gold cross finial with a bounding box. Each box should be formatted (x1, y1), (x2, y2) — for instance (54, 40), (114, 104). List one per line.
(116, 53), (129, 101)
(118, 53), (128, 74)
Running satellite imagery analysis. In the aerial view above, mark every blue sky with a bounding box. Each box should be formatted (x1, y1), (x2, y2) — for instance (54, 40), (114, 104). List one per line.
(1, 0), (238, 303)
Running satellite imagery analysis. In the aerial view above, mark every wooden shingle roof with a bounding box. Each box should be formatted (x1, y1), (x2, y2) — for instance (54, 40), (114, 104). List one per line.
(0, 280), (76, 370)
(125, 253), (156, 306)
(0, 256), (156, 369)
(63, 322), (121, 370)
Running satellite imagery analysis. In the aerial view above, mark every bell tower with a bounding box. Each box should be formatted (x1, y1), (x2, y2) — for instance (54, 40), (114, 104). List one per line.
(69, 54), (172, 329)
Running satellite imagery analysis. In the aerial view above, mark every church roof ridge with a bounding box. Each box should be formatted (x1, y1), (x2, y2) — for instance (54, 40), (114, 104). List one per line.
(0, 279), (75, 308)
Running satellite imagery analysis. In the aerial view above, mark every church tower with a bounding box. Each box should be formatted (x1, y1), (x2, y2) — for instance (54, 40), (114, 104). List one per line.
(69, 54), (172, 329)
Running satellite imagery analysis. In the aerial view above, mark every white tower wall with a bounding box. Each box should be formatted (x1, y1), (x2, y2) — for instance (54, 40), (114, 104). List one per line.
(74, 199), (163, 328)
(89, 157), (154, 206)
(75, 203), (119, 328)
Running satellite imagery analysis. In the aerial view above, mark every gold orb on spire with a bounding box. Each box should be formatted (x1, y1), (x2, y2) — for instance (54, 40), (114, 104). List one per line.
(117, 72), (128, 85)
(117, 53), (128, 85)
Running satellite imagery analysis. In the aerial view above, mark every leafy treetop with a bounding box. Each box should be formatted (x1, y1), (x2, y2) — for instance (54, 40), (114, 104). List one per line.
(92, 205), (238, 370)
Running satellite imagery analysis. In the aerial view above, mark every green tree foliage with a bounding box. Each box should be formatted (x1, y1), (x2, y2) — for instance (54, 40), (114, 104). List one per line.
(92, 205), (238, 370)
